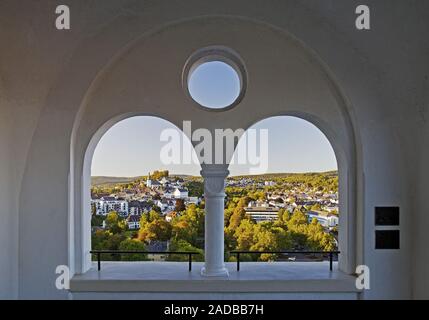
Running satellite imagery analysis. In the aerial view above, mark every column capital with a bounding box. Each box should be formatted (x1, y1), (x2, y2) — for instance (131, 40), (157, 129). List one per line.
(201, 165), (229, 198)
(200, 165), (229, 179)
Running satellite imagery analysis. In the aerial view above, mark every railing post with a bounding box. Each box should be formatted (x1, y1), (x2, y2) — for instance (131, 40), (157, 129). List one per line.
(329, 252), (333, 271)
(189, 253), (192, 272)
(237, 253), (240, 272)
(97, 252), (101, 271)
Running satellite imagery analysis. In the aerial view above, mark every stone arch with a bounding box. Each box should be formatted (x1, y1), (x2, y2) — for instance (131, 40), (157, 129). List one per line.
(228, 113), (352, 272)
(75, 113), (201, 272)
(17, 12), (363, 297)
(68, 16), (360, 274)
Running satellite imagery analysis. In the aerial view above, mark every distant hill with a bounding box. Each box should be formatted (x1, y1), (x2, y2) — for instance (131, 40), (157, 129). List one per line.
(92, 171), (337, 186)
(91, 176), (144, 186)
(91, 174), (195, 186)
(229, 171), (338, 179)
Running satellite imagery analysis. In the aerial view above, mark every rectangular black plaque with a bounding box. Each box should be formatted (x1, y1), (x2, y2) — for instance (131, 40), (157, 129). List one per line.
(375, 230), (400, 249)
(375, 207), (399, 226)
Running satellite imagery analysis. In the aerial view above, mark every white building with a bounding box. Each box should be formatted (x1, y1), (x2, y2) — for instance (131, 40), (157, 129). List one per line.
(173, 188), (189, 199)
(163, 189), (174, 199)
(244, 206), (279, 222)
(126, 215), (141, 230)
(306, 211), (339, 228)
(92, 197), (128, 216)
(128, 200), (152, 215)
(324, 204), (339, 213)
(146, 173), (152, 188)
(186, 197), (200, 205)
(155, 200), (168, 212)
(156, 199), (175, 213)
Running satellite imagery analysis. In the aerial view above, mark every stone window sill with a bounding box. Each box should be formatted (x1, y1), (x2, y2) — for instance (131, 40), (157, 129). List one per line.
(70, 261), (359, 293)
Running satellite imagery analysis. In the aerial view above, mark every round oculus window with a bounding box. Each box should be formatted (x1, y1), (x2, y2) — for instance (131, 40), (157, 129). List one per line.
(184, 47), (246, 111)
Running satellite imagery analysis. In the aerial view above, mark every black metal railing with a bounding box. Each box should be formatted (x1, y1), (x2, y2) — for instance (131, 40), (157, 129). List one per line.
(230, 250), (340, 271)
(90, 250), (200, 271)
(91, 250), (339, 273)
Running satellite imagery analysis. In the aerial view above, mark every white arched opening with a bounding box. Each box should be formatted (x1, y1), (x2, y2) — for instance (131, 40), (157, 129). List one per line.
(76, 114), (201, 272)
(228, 115), (349, 271)
(67, 16), (360, 277)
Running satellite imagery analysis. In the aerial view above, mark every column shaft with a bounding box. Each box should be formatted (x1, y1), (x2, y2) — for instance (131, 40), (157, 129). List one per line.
(200, 168), (229, 277)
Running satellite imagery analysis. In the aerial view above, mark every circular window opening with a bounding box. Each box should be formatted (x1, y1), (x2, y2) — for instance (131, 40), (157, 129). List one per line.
(188, 61), (241, 109)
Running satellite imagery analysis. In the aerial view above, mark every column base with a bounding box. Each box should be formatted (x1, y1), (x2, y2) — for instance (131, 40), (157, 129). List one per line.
(201, 266), (229, 278)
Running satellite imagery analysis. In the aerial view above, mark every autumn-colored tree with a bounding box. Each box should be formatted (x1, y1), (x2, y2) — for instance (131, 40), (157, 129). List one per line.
(172, 220), (195, 244)
(175, 199), (186, 212)
(171, 204), (204, 247)
(288, 209), (308, 232)
(228, 206), (247, 231)
(151, 170), (169, 180)
(310, 203), (322, 211)
(237, 196), (252, 208)
(138, 218), (172, 242)
(224, 208), (234, 227)
(276, 208), (291, 225)
(92, 172), (339, 261)
(139, 209), (161, 228)
(105, 211), (127, 234)
(234, 219), (255, 250)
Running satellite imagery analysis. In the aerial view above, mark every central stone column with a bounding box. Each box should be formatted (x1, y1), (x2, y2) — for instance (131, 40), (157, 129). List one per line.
(200, 166), (229, 277)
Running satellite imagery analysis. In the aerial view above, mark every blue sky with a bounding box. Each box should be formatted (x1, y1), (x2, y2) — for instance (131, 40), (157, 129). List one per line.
(91, 116), (337, 177)
(188, 61), (240, 109)
(91, 62), (337, 177)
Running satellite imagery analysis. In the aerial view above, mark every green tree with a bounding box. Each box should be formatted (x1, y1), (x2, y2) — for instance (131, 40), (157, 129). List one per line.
(92, 230), (126, 261)
(105, 211), (127, 234)
(184, 180), (204, 198)
(91, 214), (105, 227)
(118, 239), (147, 261)
(234, 219), (255, 250)
(167, 239), (204, 262)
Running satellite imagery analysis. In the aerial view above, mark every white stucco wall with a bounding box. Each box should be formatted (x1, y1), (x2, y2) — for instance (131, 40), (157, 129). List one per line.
(0, 0), (428, 299)
(414, 116), (429, 299)
(0, 89), (18, 299)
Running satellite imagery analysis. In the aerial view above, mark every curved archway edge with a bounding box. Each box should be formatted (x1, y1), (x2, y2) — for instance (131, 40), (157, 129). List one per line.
(16, 13), (361, 298)
(70, 17), (359, 275)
